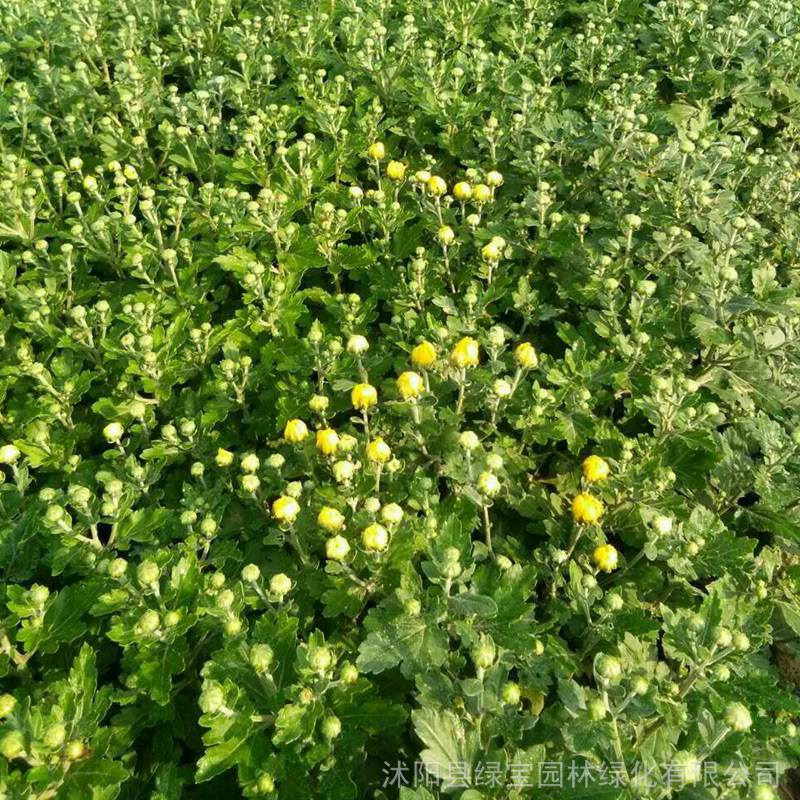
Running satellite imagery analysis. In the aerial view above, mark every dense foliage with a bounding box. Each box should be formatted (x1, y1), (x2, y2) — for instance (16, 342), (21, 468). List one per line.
(1, 0), (800, 797)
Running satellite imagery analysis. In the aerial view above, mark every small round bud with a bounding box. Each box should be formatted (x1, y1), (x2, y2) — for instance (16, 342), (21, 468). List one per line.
(477, 471), (501, 498)
(582, 455), (610, 483)
(318, 506), (346, 533)
(411, 341), (437, 368)
(215, 448), (234, 467)
(362, 523), (389, 552)
(269, 573), (292, 596)
(322, 715), (341, 740)
(340, 663), (359, 684)
(501, 682), (521, 705)
(347, 334), (369, 355)
(724, 702), (752, 732)
(43, 722), (67, 749)
(471, 634), (496, 670)
(137, 561), (160, 586)
(103, 422), (124, 443)
(250, 644), (274, 672)
(596, 654), (622, 682)
(308, 646), (333, 674)
(351, 383), (378, 410)
(241, 564), (261, 583)
(0, 694), (17, 718)
(326, 535), (350, 561)
(283, 419), (309, 443)
(588, 698), (607, 721)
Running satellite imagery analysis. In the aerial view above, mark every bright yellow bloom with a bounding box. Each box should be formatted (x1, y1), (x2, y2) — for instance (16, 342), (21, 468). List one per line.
(386, 160), (407, 180)
(283, 418), (309, 443)
(572, 493), (605, 524)
(583, 455), (610, 483)
(362, 523), (389, 552)
(272, 495), (300, 524)
(426, 175), (447, 196)
(411, 340), (437, 369)
(473, 183), (491, 203)
(515, 342), (538, 369)
(453, 181), (472, 201)
(366, 437), (392, 464)
(351, 383), (378, 411)
(367, 141), (385, 160)
(315, 428), (339, 456)
(396, 371), (424, 401)
(593, 543), (619, 572)
(318, 506), (345, 533)
(450, 337), (480, 368)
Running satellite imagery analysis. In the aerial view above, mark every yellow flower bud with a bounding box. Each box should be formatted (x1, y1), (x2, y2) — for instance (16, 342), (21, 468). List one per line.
(215, 447), (234, 467)
(362, 523), (389, 552)
(385, 160), (407, 181)
(272, 495), (300, 524)
(318, 506), (345, 533)
(593, 543), (619, 572)
(437, 226), (455, 246)
(411, 340), (437, 369)
(316, 428), (339, 456)
(380, 503), (404, 525)
(473, 183), (491, 203)
(351, 383), (378, 411)
(582, 455), (610, 483)
(515, 342), (538, 369)
(572, 493), (605, 524)
(478, 471), (501, 497)
(366, 437), (392, 464)
(450, 337), (480, 368)
(396, 371), (424, 401)
(325, 535), (350, 561)
(426, 175), (447, 196)
(453, 181), (472, 201)
(486, 170), (504, 187)
(481, 236), (505, 262)
(367, 141), (385, 160)
(283, 419), (309, 443)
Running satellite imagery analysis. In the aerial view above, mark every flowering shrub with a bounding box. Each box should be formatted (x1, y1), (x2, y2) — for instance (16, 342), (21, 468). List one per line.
(1, 0), (800, 797)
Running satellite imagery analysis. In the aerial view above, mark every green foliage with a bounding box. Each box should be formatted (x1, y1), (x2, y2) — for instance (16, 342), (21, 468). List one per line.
(1, 0), (800, 797)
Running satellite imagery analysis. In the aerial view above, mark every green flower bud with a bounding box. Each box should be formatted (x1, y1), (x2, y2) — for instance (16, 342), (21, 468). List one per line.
(471, 634), (496, 670)
(308, 645), (333, 674)
(65, 739), (86, 761)
(339, 663), (359, 684)
(321, 715), (341, 739)
(501, 682), (521, 705)
(724, 702), (752, 732)
(255, 773), (275, 794)
(733, 632), (750, 651)
(596, 654), (622, 683)
(250, 644), (274, 672)
(269, 573), (292, 596)
(0, 694), (17, 718)
(43, 723), (67, 749)
(0, 731), (25, 760)
(137, 560), (160, 586)
(588, 697), (607, 721)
